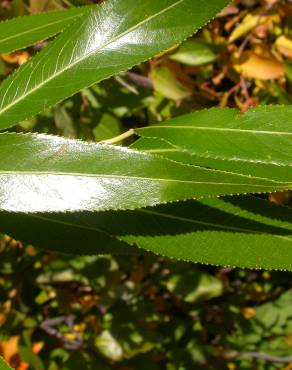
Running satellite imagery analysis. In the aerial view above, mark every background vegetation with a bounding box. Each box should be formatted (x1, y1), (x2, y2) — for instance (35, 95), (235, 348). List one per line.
(1, 0), (292, 369)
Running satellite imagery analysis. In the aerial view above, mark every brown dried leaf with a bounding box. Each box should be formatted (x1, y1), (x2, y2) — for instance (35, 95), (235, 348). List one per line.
(269, 191), (291, 205)
(0, 301), (11, 327)
(0, 336), (28, 370)
(233, 51), (285, 80)
(1, 52), (29, 65)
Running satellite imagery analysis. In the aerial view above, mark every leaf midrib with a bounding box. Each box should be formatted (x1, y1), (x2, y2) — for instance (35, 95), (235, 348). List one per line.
(138, 209), (292, 242)
(30, 214), (103, 233)
(0, 0), (185, 117)
(0, 171), (290, 187)
(141, 125), (292, 135)
(25, 210), (292, 244)
(142, 143), (292, 167)
(0, 12), (84, 46)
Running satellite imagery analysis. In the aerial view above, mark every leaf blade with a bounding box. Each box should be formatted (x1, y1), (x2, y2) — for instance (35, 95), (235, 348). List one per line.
(137, 106), (292, 167)
(0, 211), (138, 255)
(71, 196), (292, 270)
(0, 0), (229, 130)
(132, 137), (292, 182)
(0, 357), (13, 370)
(0, 6), (92, 54)
(0, 132), (291, 213)
(2, 196), (292, 270)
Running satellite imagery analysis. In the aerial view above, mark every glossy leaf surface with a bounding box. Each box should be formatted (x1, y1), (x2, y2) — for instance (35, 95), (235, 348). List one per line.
(137, 106), (292, 167)
(2, 196), (292, 270)
(1, 132), (290, 213)
(132, 137), (292, 182)
(0, 6), (92, 54)
(0, 0), (229, 130)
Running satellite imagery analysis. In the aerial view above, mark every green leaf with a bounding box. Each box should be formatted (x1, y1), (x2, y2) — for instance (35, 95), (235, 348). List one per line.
(132, 137), (292, 182)
(97, 195), (292, 270)
(166, 268), (224, 303)
(0, 210), (138, 255)
(0, 132), (291, 213)
(170, 39), (220, 66)
(0, 0), (230, 130)
(95, 331), (123, 361)
(93, 114), (122, 142)
(0, 6), (92, 54)
(150, 64), (193, 101)
(54, 103), (76, 138)
(2, 196), (292, 270)
(0, 357), (13, 370)
(136, 106), (292, 169)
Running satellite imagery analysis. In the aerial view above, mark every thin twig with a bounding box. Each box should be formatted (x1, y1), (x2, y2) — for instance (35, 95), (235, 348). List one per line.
(114, 75), (139, 95)
(236, 351), (292, 364)
(127, 72), (153, 90)
(99, 129), (135, 144)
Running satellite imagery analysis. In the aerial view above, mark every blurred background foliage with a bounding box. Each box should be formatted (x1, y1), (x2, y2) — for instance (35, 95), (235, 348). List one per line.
(1, 0), (292, 369)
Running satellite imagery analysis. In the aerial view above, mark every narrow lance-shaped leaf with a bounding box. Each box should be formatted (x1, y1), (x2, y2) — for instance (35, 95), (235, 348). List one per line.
(132, 137), (292, 182)
(2, 196), (292, 270)
(0, 132), (291, 213)
(0, 6), (93, 54)
(0, 0), (230, 130)
(95, 195), (292, 270)
(0, 211), (139, 255)
(137, 106), (292, 167)
(112, 197), (292, 270)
